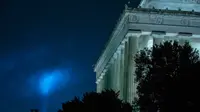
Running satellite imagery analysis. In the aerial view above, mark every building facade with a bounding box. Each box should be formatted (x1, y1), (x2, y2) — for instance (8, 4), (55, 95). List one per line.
(94, 0), (200, 103)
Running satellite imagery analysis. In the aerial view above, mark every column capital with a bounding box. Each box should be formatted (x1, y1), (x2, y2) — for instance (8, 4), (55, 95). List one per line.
(105, 64), (109, 69)
(96, 67), (108, 84)
(122, 37), (129, 44)
(113, 52), (118, 59)
(119, 44), (125, 49)
(103, 69), (108, 74)
(192, 34), (200, 38)
(153, 36), (164, 45)
(177, 34), (192, 39)
(151, 33), (166, 38)
(99, 74), (103, 79)
(109, 57), (115, 64)
(116, 47), (121, 54)
(166, 33), (178, 37)
(96, 75), (103, 84)
(96, 79), (100, 84)
(141, 31), (151, 35)
(126, 32), (141, 38)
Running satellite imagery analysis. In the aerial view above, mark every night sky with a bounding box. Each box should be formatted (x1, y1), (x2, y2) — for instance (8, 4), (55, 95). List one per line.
(0, 0), (140, 112)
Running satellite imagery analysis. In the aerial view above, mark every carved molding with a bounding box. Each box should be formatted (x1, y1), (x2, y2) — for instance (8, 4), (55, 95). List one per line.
(132, 8), (200, 17)
(148, 14), (164, 24)
(130, 9), (200, 27)
(156, 16), (163, 24)
(149, 13), (157, 21)
(180, 18), (190, 26)
(129, 15), (139, 22)
(94, 11), (129, 74)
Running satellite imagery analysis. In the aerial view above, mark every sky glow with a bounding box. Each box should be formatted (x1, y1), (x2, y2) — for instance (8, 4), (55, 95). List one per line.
(27, 68), (70, 97)
(39, 73), (55, 95)
(38, 69), (69, 96)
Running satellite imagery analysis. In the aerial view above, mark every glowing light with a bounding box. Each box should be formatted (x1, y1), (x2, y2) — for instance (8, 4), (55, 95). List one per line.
(25, 68), (70, 96)
(38, 70), (69, 96)
(39, 74), (55, 95)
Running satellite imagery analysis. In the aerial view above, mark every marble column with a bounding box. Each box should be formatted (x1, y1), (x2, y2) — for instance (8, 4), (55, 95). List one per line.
(106, 66), (111, 89)
(119, 44), (125, 99)
(100, 75), (105, 91)
(179, 36), (186, 45)
(123, 38), (130, 101)
(96, 73), (101, 93)
(178, 35), (192, 46)
(98, 79), (102, 92)
(127, 34), (140, 103)
(113, 54), (118, 91)
(152, 34), (165, 45)
(104, 71), (108, 90)
(111, 61), (115, 89)
(165, 33), (182, 44)
(97, 82), (101, 93)
(116, 52), (121, 93)
(139, 35), (151, 50)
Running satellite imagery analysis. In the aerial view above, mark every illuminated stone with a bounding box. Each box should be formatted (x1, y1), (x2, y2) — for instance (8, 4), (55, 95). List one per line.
(139, 0), (200, 12)
(94, 0), (200, 104)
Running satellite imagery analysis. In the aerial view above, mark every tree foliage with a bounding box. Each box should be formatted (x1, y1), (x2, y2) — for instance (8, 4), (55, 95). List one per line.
(58, 89), (133, 112)
(30, 109), (39, 112)
(134, 41), (200, 112)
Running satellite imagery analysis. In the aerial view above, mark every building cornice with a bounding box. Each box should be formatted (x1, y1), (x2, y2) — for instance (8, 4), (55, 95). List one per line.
(94, 9), (130, 73)
(94, 7), (200, 81)
(131, 8), (200, 17)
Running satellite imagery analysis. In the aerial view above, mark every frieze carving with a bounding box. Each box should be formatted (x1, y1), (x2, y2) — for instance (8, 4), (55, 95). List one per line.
(130, 9), (200, 27)
(149, 14), (164, 24)
(129, 15), (139, 22)
(149, 14), (156, 21)
(181, 18), (190, 26)
(156, 17), (163, 24)
(132, 8), (200, 16)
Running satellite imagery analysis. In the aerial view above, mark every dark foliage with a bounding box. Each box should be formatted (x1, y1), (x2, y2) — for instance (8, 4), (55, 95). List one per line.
(58, 89), (133, 112)
(134, 41), (200, 112)
(30, 109), (39, 112)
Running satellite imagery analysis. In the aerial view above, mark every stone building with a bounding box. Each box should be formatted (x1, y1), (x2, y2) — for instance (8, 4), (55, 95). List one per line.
(94, 0), (200, 103)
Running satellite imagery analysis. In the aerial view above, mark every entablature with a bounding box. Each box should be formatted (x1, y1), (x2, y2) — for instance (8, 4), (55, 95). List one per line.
(129, 8), (200, 28)
(94, 8), (200, 83)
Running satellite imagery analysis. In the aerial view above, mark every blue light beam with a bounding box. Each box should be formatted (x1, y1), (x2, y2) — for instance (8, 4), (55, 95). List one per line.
(38, 69), (69, 96)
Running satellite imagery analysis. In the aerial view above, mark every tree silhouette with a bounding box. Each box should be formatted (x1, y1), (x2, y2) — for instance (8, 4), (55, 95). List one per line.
(134, 41), (200, 112)
(58, 89), (133, 112)
(30, 109), (39, 112)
